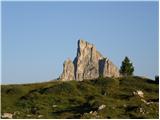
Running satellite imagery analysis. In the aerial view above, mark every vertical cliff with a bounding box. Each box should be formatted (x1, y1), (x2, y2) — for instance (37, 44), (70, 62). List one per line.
(60, 39), (120, 81)
(59, 58), (75, 81)
(73, 40), (103, 81)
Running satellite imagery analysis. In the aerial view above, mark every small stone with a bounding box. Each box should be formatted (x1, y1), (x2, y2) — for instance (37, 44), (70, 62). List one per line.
(123, 104), (127, 108)
(141, 99), (147, 103)
(137, 90), (144, 98)
(38, 115), (43, 118)
(26, 114), (32, 117)
(133, 91), (136, 95)
(52, 105), (57, 108)
(133, 90), (144, 98)
(89, 111), (93, 114)
(92, 111), (97, 116)
(98, 104), (106, 110)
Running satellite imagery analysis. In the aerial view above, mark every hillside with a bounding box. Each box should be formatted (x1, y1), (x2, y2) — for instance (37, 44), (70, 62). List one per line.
(1, 76), (159, 119)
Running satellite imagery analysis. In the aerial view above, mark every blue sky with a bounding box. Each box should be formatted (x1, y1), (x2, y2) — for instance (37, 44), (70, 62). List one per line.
(2, 1), (158, 84)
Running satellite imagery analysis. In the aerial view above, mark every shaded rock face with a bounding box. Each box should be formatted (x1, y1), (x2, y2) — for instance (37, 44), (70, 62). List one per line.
(99, 58), (120, 78)
(59, 59), (75, 81)
(60, 39), (120, 81)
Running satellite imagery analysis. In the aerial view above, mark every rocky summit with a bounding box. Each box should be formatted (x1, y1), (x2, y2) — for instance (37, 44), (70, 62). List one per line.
(60, 39), (120, 81)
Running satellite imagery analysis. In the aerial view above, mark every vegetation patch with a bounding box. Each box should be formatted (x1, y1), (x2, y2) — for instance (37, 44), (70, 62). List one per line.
(1, 76), (159, 119)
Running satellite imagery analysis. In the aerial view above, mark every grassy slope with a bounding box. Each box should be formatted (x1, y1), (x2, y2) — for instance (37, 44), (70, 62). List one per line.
(1, 76), (159, 119)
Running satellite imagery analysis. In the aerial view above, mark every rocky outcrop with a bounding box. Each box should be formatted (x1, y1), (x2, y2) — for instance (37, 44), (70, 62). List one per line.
(1, 113), (13, 119)
(73, 40), (103, 81)
(60, 39), (120, 81)
(99, 58), (120, 78)
(59, 58), (75, 81)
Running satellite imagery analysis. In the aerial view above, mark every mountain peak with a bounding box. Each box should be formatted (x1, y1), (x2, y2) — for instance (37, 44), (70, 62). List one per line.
(78, 39), (93, 46)
(60, 39), (120, 81)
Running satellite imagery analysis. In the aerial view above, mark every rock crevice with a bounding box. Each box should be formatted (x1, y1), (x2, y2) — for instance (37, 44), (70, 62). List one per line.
(60, 39), (120, 81)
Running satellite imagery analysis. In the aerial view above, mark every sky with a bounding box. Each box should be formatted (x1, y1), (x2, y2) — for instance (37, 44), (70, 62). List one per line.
(2, 1), (159, 84)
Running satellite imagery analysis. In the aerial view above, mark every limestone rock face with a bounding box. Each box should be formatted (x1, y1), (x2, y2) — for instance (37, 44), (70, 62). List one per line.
(74, 40), (103, 81)
(59, 58), (75, 81)
(59, 39), (120, 81)
(101, 58), (120, 77)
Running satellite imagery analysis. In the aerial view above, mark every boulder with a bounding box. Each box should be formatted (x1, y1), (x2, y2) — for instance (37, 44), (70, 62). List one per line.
(2, 113), (13, 119)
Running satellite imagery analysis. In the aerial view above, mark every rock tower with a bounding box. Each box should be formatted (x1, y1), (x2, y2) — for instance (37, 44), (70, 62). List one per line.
(60, 39), (120, 81)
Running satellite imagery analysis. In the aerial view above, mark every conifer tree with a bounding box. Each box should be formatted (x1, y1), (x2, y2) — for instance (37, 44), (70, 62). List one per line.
(120, 56), (134, 76)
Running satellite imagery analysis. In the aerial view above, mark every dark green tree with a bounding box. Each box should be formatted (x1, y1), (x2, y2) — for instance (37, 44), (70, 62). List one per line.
(120, 56), (134, 76)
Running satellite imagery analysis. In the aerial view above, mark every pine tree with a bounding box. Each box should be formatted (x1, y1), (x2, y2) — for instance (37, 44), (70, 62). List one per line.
(120, 56), (134, 76)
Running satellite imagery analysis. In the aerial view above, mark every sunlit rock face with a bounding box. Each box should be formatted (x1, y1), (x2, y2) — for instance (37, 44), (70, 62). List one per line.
(73, 40), (104, 81)
(60, 39), (120, 81)
(59, 58), (75, 81)
(99, 58), (120, 78)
